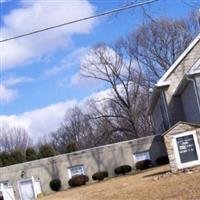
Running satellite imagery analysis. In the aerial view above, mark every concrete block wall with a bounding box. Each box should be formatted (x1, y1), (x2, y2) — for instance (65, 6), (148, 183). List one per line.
(0, 135), (167, 199)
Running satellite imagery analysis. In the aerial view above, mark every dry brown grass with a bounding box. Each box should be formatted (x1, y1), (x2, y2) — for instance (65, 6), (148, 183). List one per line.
(40, 165), (200, 200)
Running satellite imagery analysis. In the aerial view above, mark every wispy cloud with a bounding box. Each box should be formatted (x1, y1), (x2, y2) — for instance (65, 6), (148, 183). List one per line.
(0, 84), (18, 104)
(44, 47), (88, 77)
(3, 74), (35, 87)
(0, 75), (35, 104)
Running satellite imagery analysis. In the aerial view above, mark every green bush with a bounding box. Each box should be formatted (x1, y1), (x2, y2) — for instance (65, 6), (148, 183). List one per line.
(135, 159), (152, 170)
(66, 142), (77, 153)
(49, 179), (61, 191)
(156, 156), (169, 165)
(92, 171), (108, 181)
(114, 165), (132, 175)
(68, 175), (89, 187)
(26, 147), (38, 161)
(10, 150), (26, 164)
(0, 158), (3, 167)
(0, 150), (26, 166)
(39, 144), (56, 158)
(0, 152), (14, 166)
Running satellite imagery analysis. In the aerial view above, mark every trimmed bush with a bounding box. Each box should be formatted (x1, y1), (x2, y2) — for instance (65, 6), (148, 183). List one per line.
(114, 165), (132, 175)
(49, 179), (61, 191)
(135, 159), (152, 170)
(68, 175), (89, 187)
(92, 171), (108, 181)
(156, 156), (169, 165)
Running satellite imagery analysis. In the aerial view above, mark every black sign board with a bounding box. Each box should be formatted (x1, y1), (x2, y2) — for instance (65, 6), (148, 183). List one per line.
(176, 135), (198, 164)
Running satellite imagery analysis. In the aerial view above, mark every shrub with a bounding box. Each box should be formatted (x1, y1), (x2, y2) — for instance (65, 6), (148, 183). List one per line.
(49, 179), (61, 191)
(156, 156), (169, 165)
(10, 150), (26, 164)
(92, 171), (108, 181)
(26, 147), (38, 161)
(0, 152), (15, 166)
(68, 175), (89, 187)
(135, 159), (152, 170)
(114, 165), (132, 175)
(39, 144), (56, 158)
(66, 142), (77, 153)
(0, 158), (3, 167)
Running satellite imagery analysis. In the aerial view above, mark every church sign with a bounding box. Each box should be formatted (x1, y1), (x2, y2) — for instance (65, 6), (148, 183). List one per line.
(172, 130), (200, 169)
(176, 135), (198, 163)
(163, 122), (200, 172)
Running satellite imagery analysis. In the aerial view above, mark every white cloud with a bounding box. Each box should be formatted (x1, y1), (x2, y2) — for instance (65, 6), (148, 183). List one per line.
(1, 0), (96, 70)
(3, 74), (35, 87)
(80, 45), (140, 80)
(69, 71), (103, 90)
(0, 75), (35, 104)
(68, 46), (118, 89)
(0, 100), (77, 140)
(44, 47), (88, 77)
(0, 87), (115, 141)
(0, 84), (18, 104)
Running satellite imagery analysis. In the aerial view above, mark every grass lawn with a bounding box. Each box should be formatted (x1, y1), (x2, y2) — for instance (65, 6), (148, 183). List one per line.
(40, 165), (200, 200)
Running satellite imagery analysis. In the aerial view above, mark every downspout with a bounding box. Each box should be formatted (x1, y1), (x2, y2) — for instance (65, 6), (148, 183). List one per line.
(161, 90), (171, 129)
(186, 74), (200, 115)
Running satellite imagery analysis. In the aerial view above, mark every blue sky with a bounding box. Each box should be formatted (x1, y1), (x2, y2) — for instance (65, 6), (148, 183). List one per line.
(0, 0), (198, 139)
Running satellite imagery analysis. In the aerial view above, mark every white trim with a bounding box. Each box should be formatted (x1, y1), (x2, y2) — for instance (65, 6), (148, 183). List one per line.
(155, 81), (170, 87)
(133, 151), (151, 162)
(172, 130), (200, 169)
(189, 70), (200, 76)
(17, 177), (37, 200)
(68, 165), (85, 179)
(157, 33), (200, 87)
(0, 180), (11, 188)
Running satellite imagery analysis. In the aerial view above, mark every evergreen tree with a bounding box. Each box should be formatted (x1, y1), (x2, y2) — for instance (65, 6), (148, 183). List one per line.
(39, 144), (56, 158)
(26, 147), (38, 161)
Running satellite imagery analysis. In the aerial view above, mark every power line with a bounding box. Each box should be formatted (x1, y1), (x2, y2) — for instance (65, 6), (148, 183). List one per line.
(0, 0), (158, 43)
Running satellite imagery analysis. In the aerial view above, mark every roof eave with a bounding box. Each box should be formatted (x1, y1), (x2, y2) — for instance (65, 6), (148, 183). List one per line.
(157, 32), (200, 86)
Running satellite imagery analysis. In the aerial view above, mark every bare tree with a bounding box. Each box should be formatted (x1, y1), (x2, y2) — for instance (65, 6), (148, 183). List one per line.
(81, 43), (152, 139)
(79, 14), (199, 139)
(126, 15), (199, 83)
(0, 127), (32, 152)
(45, 14), (199, 152)
(47, 106), (96, 153)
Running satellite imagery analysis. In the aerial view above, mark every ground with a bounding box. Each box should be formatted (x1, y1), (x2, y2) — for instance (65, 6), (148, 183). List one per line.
(40, 165), (200, 200)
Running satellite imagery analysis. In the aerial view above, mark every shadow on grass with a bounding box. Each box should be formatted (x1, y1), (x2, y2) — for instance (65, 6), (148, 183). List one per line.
(143, 170), (171, 178)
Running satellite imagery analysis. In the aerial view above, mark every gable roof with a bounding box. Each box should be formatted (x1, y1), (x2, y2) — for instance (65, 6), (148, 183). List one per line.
(162, 121), (200, 136)
(156, 33), (200, 87)
(148, 33), (200, 114)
